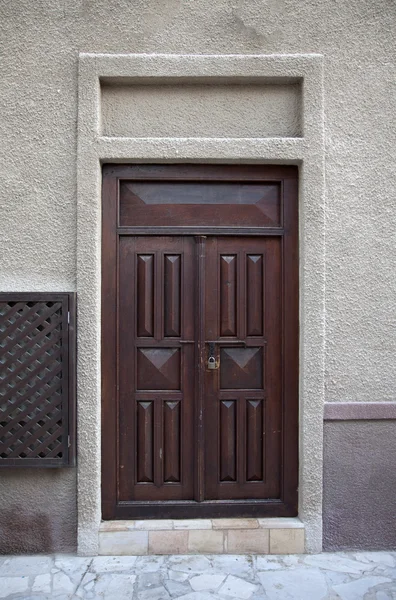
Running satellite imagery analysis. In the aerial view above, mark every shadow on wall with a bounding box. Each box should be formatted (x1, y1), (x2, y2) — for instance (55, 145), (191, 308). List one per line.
(0, 469), (77, 554)
(0, 508), (53, 554)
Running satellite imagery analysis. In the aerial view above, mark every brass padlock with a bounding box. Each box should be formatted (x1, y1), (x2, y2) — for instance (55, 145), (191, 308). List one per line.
(207, 356), (217, 370)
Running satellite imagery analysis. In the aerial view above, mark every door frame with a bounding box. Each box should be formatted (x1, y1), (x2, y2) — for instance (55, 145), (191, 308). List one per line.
(101, 164), (299, 520)
(76, 52), (325, 554)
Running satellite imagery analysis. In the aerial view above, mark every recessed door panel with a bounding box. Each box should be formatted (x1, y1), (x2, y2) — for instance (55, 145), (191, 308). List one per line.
(220, 347), (263, 390)
(120, 181), (281, 228)
(137, 254), (155, 337)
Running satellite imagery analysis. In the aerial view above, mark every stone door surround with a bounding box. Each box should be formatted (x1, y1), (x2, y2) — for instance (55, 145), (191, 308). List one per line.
(77, 53), (324, 555)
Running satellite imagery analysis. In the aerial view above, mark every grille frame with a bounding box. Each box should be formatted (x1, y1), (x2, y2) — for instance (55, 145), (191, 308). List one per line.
(0, 292), (76, 467)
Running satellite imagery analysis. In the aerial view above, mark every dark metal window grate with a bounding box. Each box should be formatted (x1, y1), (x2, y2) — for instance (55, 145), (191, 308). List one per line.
(0, 293), (76, 467)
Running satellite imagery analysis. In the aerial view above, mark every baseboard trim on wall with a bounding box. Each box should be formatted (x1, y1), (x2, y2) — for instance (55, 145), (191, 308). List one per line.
(324, 402), (396, 420)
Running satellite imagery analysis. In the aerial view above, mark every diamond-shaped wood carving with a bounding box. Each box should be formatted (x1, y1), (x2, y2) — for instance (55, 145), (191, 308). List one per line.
(220, 347), (263, 389)
(137, 348), (181, 390)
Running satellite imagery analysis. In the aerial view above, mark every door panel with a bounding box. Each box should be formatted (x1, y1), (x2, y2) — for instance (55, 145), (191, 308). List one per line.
(119, 181), (281, 228)
(118, 236), (195, 501)
(204, 237), (281, 500)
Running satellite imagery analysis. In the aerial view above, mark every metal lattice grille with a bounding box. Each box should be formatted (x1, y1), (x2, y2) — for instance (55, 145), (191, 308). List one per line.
(0, 294), (75, 467)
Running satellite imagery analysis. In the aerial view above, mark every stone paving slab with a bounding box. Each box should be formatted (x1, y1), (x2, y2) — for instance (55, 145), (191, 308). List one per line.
(0, 552), (395, 599)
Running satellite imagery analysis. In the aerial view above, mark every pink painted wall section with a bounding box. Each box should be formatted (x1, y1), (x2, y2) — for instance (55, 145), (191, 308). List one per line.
(324, 402), (396, 420)
(323, 420), (396, 551)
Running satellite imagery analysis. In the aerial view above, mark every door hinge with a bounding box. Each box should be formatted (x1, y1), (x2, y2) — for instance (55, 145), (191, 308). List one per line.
(68, 435), (71, 448)
(67, 311), (70, 325)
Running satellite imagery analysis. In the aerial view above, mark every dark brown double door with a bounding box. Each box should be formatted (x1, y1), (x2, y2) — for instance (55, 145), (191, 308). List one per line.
(102, 165), (298, 519)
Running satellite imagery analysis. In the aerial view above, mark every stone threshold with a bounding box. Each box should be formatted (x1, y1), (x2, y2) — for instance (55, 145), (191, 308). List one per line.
(99, 518), (305, 555)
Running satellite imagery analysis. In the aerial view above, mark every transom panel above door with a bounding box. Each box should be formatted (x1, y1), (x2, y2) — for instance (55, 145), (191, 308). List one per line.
(102, 164), (298, 520)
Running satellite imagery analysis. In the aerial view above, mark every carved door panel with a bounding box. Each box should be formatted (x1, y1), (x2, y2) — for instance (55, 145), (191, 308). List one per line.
(204, 237), (281, 500)
(118, 236), (195, 502)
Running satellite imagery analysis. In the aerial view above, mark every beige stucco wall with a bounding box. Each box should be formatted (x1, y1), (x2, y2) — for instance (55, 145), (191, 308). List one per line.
(0, 1), (395, 553)
(1, 0), (394, 396)
(101, 82), (302, 137)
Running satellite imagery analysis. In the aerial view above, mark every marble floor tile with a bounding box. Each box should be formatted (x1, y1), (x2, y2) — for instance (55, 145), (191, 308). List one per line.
(218, 574), (257, 599)
(168, 569), (190, 582)
(165, 578), (193, 597)
(211, 554), (254, 578)
(0, 576), (29, 598)
(258, 567), (329, 600)
(136, 570), (162, 590)
(303, 552), (376, 574)
(0, 550), (395, 599)
(0, 556), (53, 576)
(332, 576), (393, 600)
(90, 555), (137, 572)
(190, 573), (226, 591)
(135, 555), (167, 572)
(84, 573), (136, 600)
(167, 555), (212, 574)
(138, 585), (171, 600)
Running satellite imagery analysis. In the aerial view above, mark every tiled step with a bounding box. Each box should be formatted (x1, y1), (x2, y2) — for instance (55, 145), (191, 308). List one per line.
(99, 518), (305, 555)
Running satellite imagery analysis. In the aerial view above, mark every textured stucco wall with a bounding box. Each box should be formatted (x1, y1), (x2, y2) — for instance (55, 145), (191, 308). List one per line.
(101, 82), (302, 137)
(0, 469), (76, 554)
(0, 0), (395, 553)
(323, 421), (396, 551)
(0, 0), (393, 393)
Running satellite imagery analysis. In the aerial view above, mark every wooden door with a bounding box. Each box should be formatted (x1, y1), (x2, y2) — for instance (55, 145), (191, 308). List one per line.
(102, 164), (298, 520)
(204, 237), (281, 501)
(118, 236), (195, 502)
